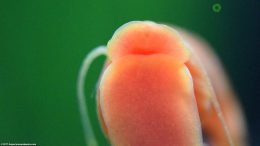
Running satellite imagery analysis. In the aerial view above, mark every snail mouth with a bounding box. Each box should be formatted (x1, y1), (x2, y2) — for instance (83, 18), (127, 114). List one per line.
(107, 21), (190, 63)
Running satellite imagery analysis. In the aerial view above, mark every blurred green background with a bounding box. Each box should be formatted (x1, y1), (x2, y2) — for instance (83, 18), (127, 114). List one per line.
(0, 0), (259, 146)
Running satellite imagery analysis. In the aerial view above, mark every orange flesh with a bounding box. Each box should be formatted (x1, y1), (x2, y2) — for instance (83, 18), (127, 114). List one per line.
(100, 55), (202, 146)
(97, 21), (203, 146)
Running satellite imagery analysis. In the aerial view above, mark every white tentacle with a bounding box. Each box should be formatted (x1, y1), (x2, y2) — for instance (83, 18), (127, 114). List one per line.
(77, 46), (107, 146)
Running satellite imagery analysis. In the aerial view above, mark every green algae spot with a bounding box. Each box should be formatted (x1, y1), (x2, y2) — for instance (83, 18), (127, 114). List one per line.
(212, 3), (222, 13)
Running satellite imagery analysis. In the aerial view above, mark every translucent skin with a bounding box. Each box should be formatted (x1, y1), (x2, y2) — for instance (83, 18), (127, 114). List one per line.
(97, 21), (247, 146)
(178, 29), (248, 146)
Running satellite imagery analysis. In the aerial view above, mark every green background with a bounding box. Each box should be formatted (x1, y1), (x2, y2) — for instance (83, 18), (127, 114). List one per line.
(0, 0), (259, 145)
